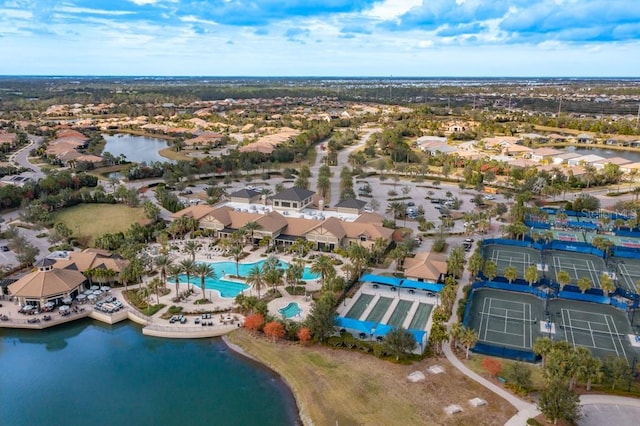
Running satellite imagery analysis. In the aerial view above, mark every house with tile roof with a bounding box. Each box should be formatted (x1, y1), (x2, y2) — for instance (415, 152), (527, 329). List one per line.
(402, 252), (448, 283)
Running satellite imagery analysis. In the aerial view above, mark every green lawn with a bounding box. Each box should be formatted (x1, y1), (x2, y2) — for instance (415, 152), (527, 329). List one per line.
(53, 203), (148, 245)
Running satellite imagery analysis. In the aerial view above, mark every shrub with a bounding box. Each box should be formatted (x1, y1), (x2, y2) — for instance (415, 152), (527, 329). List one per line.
(264, 321), (285, 342)
(244, 313), (265, 332)
(297, 327), (312, 345)
(481, 357), (503, 377)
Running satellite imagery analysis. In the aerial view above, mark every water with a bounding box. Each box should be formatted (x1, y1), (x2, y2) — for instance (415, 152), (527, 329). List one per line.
(0, 320), (299, 426)
(102, 133), (174, 164)
(568, 146), (640, 163)
(279, 303), (302, 319)
(180, 260), (320, 298)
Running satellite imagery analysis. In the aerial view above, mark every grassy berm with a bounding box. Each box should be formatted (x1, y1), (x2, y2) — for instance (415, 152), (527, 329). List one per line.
(228, 330), (517, 426)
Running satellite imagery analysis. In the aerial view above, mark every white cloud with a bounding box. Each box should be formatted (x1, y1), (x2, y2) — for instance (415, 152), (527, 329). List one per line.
(366, 0), (423, 20)
(0, 8), (33, 19)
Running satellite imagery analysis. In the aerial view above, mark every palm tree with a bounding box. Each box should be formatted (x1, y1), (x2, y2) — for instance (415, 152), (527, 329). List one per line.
(467, 251), (484, 280)
(447, 247), (465, 278)
(556, 270), (571, 291)
(227, 245), (244, 278)
(524, 265), (539, 287)
(310, 254), (336, 288)
(483, 260), (498, 281)
(242, 222), (262, 246)
(155, 255), (172, 289)
(532, 337), (554, 368)
(147, 277), (162, 305)
(600, 273), (615, 295)
(168, 264), (183, 298)
(460, 327), (478, 360)
(179, 259), (196, 293)
(346, 244), (369, 280)
(245, 265), (265, 299)
(264, 266), (283, 294)
(183, 240), (202, 262)
(577, 277), (592, 294)
(503, 266), (518, 284)
(194, 262), (217, 300)
(386, 201), (405, 226)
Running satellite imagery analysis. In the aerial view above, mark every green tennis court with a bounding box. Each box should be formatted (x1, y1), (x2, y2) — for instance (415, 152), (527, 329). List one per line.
(483, 244), (541, 278)
(613, 258), (640, 293)
(466, 288), (640, 362)
(547, 250), (606, 288)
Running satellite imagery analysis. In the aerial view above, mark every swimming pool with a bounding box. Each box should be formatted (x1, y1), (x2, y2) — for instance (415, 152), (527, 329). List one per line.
(278, 302), (302, 319)
(179, 259), (319, 298)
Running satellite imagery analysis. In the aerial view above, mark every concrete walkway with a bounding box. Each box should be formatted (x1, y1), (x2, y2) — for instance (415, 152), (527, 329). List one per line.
(442, 249), (541, 425)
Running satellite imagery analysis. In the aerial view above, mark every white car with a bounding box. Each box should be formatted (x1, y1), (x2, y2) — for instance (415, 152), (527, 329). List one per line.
(484, 195), (496, 200)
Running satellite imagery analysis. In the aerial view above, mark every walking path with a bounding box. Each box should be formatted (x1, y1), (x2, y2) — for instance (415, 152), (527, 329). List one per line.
(442, 251), (541, 425)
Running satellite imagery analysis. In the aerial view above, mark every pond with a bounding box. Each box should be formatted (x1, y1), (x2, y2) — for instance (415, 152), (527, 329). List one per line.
(102, 133), (175, 164)
(0, 320), (299, 425)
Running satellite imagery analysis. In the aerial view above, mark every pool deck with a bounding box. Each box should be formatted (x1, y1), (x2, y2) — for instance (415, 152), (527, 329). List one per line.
(0, 239), (330, 337)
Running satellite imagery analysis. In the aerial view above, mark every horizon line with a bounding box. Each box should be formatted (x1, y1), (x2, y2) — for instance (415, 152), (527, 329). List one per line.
(1, 75), (639, 80)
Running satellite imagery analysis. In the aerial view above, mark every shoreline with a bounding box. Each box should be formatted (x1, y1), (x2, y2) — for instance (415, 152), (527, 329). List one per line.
(223, 332), (308, 426)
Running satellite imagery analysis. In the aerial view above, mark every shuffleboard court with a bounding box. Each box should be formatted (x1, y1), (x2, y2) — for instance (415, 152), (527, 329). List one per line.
(387, 300), (413, 328)
(345, 293), (373, 319)
(366, 296), (393, 323)
(409, 303), (433, 330)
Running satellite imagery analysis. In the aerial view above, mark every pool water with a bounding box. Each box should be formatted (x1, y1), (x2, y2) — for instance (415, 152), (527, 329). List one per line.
(279, 302), (302, 318)
(179, 259), (319, 298)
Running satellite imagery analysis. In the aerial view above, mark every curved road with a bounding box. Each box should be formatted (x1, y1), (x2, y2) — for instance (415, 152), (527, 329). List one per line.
(309, 125), (379, 207)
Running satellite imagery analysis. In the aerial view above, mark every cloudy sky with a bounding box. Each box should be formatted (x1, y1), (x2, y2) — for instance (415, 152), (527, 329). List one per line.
(1, 0), (639, 76)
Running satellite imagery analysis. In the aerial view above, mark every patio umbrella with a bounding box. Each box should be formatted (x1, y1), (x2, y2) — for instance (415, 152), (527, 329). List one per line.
(62, 297), (73, 304)
(59, 305), (70, 312)
(84, 290), (94, 296)
(100, 286), (111, 292)
(76, 294), (87, 301)
(44, 301), (55, 309)
(90, 285), (99, 291)
(93, 290), (102, 296)
(87, 294), (97, 301)
(23, 305), (34, 311)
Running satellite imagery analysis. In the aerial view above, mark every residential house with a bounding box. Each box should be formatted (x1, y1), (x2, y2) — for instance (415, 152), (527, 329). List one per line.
(552, 152), (582, 165)
(567, 154), (606, 167)
(576, 133), (594, 144)
(530, 147), (563, 163)
(228, 188), (262, 204)
(592, 157), (631, 170)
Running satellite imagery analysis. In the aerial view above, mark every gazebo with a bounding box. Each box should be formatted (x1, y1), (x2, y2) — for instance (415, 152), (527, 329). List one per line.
(8, 259), (86, 308)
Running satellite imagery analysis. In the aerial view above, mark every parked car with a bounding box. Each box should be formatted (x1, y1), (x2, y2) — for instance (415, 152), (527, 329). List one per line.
(0, 245), (9, 252)
(407, 201), (415, 207)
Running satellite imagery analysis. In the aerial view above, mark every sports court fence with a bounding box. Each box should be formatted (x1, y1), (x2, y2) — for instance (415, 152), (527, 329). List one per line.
(471, 342), (537, 362)
(540, 207), (628, 220)
(613, 246), (640, 260)
(482, 238), (604, 257)
(525, 220), (551, 230)
(559, 290), (611, 305)
(614, 229), (640, 238)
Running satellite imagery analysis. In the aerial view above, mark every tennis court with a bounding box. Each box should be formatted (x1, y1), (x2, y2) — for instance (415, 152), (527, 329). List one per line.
(467, 289), (543, 351)
(547, 250), (605, 288)
(467, 289), (640, 362)
(558, 307), (628, 360)
(483, 244), (541, 277)
(613, 258), (640, 293)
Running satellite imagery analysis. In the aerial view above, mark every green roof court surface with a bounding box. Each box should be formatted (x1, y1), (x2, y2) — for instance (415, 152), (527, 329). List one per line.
(466, 288), (640, 363)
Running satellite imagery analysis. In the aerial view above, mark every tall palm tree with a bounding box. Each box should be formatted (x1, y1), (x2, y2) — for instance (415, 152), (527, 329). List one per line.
(179, 258), (196, 293)
(168, 264), (183, 298)
(155, 255), (172, 289)
(183, 240), (202, 262)
(264, 266), (283, 294)
(245, 265), (265, 299)
(503, 266), (518, 284)
(147, 277), (162, 305)
(310, 254), (336, 288)
(242, 222), (262, 246)
(227, 245), (244, 277)
(194, 262), (217, 300)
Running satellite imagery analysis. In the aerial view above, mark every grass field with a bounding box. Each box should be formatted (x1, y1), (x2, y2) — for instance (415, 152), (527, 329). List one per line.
(53, 203), (148, 244)
(228, 330), (516, 426)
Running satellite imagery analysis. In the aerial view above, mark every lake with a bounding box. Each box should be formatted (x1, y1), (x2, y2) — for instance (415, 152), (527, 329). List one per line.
(103, 133), (174, 164)
(0, 320), (299, 426)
